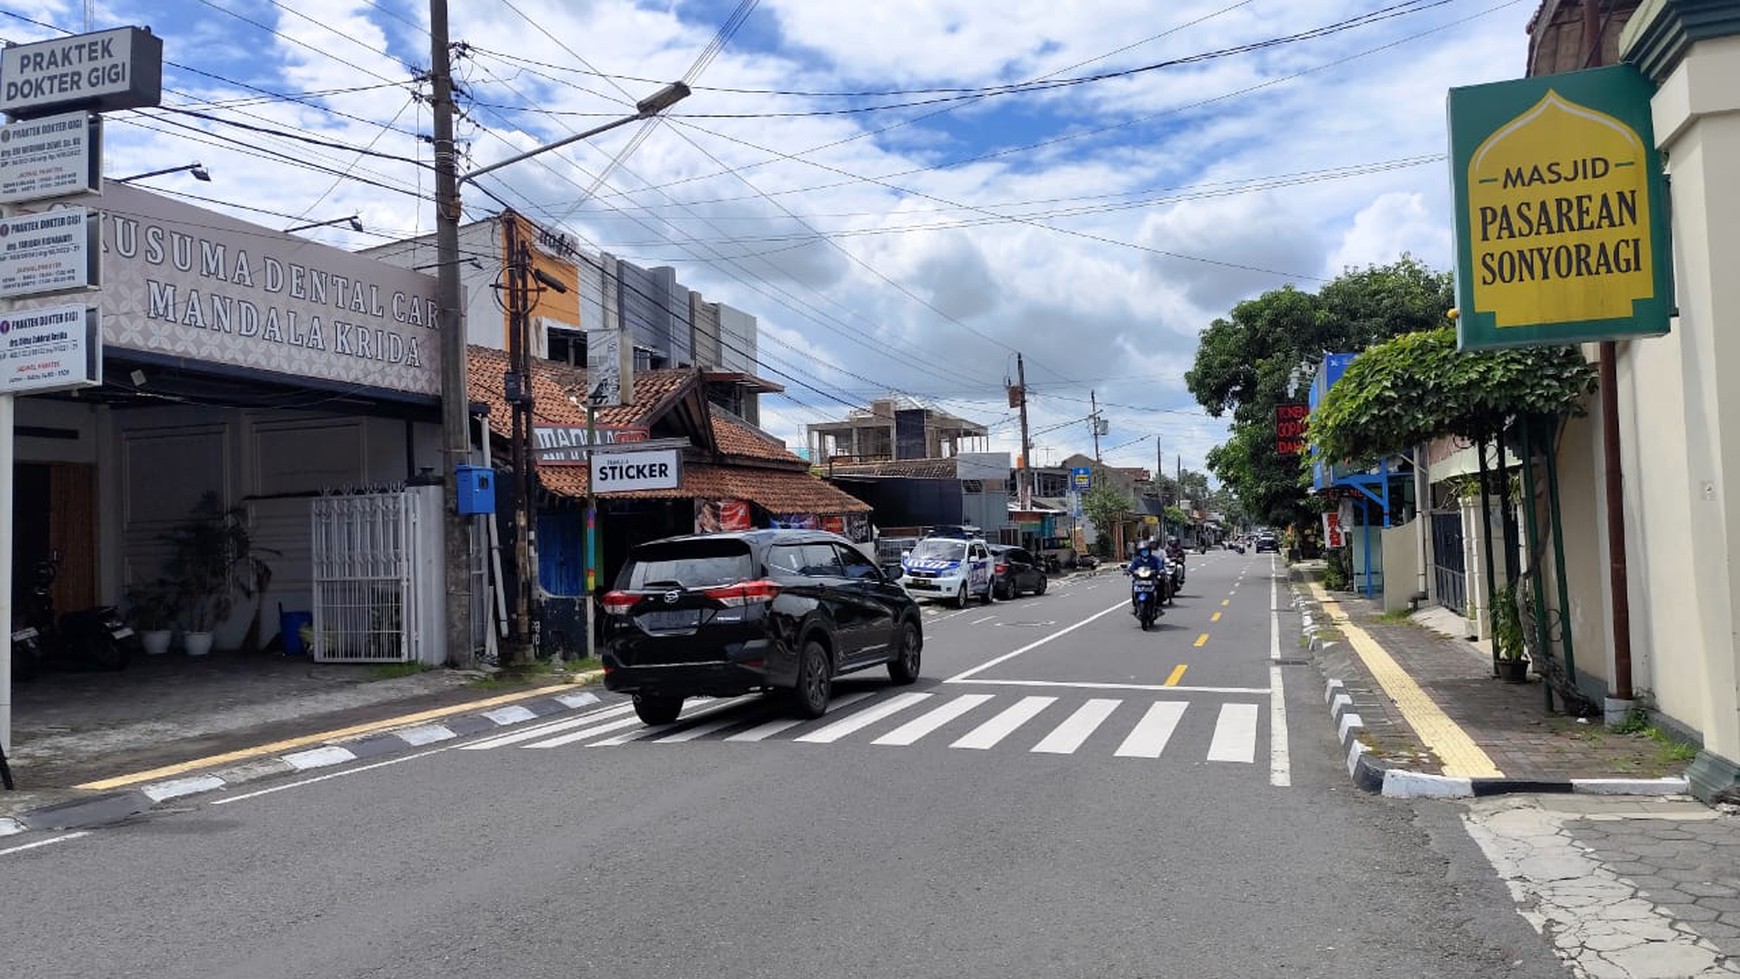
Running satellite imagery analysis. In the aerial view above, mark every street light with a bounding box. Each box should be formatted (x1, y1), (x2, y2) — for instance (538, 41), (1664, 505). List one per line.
(116, 162), (210, 183)
(456, 81), (691, 191)
(286, 214), (364, 233)
(435, 77), (691, 668)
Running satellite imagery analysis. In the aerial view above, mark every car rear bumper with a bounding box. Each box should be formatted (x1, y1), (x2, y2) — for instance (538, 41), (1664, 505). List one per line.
(603, 638), (792, 698)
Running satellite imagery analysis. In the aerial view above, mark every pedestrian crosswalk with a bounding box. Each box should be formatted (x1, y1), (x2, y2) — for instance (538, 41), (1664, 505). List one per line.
(462, 689), (1268, 765)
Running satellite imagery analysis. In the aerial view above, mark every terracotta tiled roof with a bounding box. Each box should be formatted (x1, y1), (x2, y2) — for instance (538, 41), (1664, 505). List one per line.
(823, 458), (960, 479)
(540, 463), (870, 513)
(466, 345), (695, 430)
(712, 414), (803, 465)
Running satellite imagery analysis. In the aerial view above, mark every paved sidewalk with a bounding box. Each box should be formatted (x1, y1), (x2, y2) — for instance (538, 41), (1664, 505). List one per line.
(1295, 576), (1690, 797)
(1466, 795), (1740, 978)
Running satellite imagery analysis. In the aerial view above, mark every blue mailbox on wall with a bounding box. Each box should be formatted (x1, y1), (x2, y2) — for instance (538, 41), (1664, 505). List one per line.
(456, 465), (496, 515)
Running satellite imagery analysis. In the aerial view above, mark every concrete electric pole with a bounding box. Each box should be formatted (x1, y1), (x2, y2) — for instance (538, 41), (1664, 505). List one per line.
(1015, 353), (1032, 511)
(429, 0), (475, 668)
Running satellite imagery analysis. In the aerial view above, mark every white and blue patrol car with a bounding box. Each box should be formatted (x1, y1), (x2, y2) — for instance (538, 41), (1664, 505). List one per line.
(899, 536), (995, 607)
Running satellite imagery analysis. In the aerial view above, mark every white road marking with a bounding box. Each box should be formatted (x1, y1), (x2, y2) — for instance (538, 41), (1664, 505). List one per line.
(871, 694), (994, 746)
(1270, 568), (1292, 786)
(524, 713), (645, 748)
(795, 691), (932, 743)
(0, 831), (89, 856)
(395, 724), (457, 746)
(461, 702), (637, 750)
(281, 745), (356, 771)
(587, 695), (759, 745)
(1031, 699), (1120, 754)
(970, 615), (996, 625)
(651, 715), (745, 743)
(142, 774), (227, 803)
(1207, 704), (1259, 763)
(945, 601), (1134, 682)
(482, 704), (538, 725)
(950, 678), (1270, 695)
(1114, 702), (1188, 758)
(213, 746), (455, 806)
(951, 695), (1056, 749)
(723, 691), (877, 742)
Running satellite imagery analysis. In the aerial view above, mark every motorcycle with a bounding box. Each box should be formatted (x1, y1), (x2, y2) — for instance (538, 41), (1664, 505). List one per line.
(13, 555), (133, 674)
(1127, 565), (1162, 630)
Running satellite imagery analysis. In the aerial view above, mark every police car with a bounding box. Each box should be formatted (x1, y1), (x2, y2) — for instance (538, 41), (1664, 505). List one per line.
(899, 535), (996, 608)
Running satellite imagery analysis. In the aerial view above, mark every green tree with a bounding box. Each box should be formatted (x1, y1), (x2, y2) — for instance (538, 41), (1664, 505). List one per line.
(1186, 256), (1454, 526)
(1081, 477), (1136, 559)
(1308, 325), (1597, 464)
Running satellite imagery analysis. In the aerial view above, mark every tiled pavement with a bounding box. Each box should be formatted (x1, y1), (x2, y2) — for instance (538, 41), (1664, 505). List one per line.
(1301, 586), (1685, 782)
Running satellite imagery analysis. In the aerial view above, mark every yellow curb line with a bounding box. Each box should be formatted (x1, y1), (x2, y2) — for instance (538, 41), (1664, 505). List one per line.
(1309, 584), (1503, 778)
(76, 678), (597, 791)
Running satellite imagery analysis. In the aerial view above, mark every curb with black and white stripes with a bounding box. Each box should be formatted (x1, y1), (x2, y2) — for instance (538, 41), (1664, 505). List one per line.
(0, 688), (607, 838)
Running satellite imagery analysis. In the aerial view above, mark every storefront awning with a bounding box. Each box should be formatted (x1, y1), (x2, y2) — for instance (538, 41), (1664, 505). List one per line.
(541, 463), (871, 514)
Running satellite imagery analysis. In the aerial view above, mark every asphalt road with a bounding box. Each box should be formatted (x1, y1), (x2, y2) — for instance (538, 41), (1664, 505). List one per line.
(1, 553), (1570, 979)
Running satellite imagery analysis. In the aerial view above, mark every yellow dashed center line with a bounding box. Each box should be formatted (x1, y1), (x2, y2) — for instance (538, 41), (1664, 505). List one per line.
(1164, 664), (1188, 686)
(1309, 583), (1503, 778)
(1221, 599), (1230, 607)
(1211, 611), (1223, 622)
(1194, 633), (1209, 647)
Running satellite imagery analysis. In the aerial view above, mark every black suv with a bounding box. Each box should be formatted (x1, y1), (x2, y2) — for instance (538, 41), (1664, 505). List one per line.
(601, 529), (924, 725)
(987, 544), (1048, 599)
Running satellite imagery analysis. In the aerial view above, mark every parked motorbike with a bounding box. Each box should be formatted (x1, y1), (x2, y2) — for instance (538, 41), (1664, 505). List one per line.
(1127, 565), (1162, 630)
(13, 555), (133, 674)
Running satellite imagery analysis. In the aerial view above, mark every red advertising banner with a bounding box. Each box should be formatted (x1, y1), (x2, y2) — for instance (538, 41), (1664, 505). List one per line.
(1276, 402), (1309, 456)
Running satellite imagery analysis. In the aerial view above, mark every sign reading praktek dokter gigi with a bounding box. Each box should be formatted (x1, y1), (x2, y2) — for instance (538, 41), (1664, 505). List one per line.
(0, 27), (163, 119)
(1276, 402), (1308, 456)
(1448, 64), (1672, 350)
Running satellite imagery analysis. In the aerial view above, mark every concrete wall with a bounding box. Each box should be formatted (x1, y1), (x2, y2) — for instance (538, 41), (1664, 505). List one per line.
(1380, 521), (1419, 614)
(1539, 412), (1614, 698)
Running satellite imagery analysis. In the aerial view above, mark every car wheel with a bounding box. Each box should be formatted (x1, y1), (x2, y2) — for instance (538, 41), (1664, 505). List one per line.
(790, 640), (833, 718)
(632, 694), (683, 726)
(888, 620), (921, 685)
(954, 584), (970, 609)
(1034, 575), (1047, 596)
(981, 580), (996, 604)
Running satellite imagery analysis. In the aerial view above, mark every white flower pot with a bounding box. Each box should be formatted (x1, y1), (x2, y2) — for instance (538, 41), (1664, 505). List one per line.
(183, 631), (215, 657)
(141, 630), (173, 655)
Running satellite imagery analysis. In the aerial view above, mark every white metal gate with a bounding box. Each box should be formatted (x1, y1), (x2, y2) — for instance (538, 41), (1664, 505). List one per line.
(311, 491), (419, 663)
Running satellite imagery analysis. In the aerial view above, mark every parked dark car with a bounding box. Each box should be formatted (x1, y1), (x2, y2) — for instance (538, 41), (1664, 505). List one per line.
(988, 544), (1048, 599)
(1255, 533), (1280, 553)
(601, 529), (924, 725)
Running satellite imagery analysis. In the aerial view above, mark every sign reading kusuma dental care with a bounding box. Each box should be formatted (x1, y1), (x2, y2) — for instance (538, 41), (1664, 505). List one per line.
(1448, 64), (1672, 350)
(591, 448), (681, 493)
(0, 26), (163, 119)
(10, 182), (441, 396)
(0, 206), (97, 298)
(0, 302), (99, 394)
(0, 111), (99, 203)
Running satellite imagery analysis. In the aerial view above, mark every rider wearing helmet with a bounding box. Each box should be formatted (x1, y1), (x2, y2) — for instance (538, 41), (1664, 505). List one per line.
(1165, 536), (1187, 565)
(1129, 539), (1164, 575)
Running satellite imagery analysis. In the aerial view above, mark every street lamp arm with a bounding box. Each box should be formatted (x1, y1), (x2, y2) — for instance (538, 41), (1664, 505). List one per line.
(456, 81), (690, 190)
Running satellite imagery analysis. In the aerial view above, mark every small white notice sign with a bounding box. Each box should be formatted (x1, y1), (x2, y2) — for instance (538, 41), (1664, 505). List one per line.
(0, 207), (96, 298)
(0, 303), (100, 394)
(0, 111), (98, 203)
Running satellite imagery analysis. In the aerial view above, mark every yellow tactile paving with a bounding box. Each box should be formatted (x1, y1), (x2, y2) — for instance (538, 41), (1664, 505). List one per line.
(1310, 584), (1503, 779)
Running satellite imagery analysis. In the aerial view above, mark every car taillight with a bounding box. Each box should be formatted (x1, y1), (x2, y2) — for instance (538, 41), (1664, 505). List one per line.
(601, 591), (638, 615)
(704, 579), (782, 607)
(995, 563), (1008, 574)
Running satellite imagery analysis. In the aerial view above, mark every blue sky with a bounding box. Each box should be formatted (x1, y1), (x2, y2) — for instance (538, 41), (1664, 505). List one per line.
(0, 0), (1533, 475)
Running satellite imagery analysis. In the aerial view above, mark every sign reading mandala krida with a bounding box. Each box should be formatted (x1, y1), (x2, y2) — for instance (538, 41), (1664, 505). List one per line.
(1448, 64), (1672, 350)
(11, 181), (440, 397)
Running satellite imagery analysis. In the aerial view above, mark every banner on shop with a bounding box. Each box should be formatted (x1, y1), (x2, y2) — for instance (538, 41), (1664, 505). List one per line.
(696, 498), (752, 534)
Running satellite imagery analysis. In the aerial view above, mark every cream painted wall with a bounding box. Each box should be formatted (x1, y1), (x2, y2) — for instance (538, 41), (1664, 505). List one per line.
(1609, 32), (1740, 757)
(1545, 412), (1612, 697)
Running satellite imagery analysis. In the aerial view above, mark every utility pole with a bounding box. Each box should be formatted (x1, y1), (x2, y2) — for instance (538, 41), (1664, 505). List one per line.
(503, 212), (535, 663)
(1015, 354), (1032, 511)
(1090, 390), (1102, 463)
(429, 0), (475, 668)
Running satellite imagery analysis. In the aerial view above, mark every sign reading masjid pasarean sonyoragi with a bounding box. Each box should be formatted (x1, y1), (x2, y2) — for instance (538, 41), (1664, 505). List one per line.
(1447, 64), (1672, 350)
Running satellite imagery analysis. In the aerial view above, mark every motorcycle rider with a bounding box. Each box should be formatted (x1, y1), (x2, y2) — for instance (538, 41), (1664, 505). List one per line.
(1126, 539), (1166, 615)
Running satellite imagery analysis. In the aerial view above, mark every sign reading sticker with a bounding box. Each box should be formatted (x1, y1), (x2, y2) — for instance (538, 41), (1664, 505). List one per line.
(1448, 65), (1672, 350)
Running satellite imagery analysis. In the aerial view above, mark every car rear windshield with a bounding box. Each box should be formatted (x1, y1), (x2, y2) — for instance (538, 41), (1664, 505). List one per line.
(910, 539), (966, 562)
(622, 538), (756, 589)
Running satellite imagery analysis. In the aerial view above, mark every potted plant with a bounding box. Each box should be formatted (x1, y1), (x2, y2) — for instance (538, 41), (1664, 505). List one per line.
(124, 580), (180, 655)
(1492, 582), (1529, 682)
(162, 492), (276, 657)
